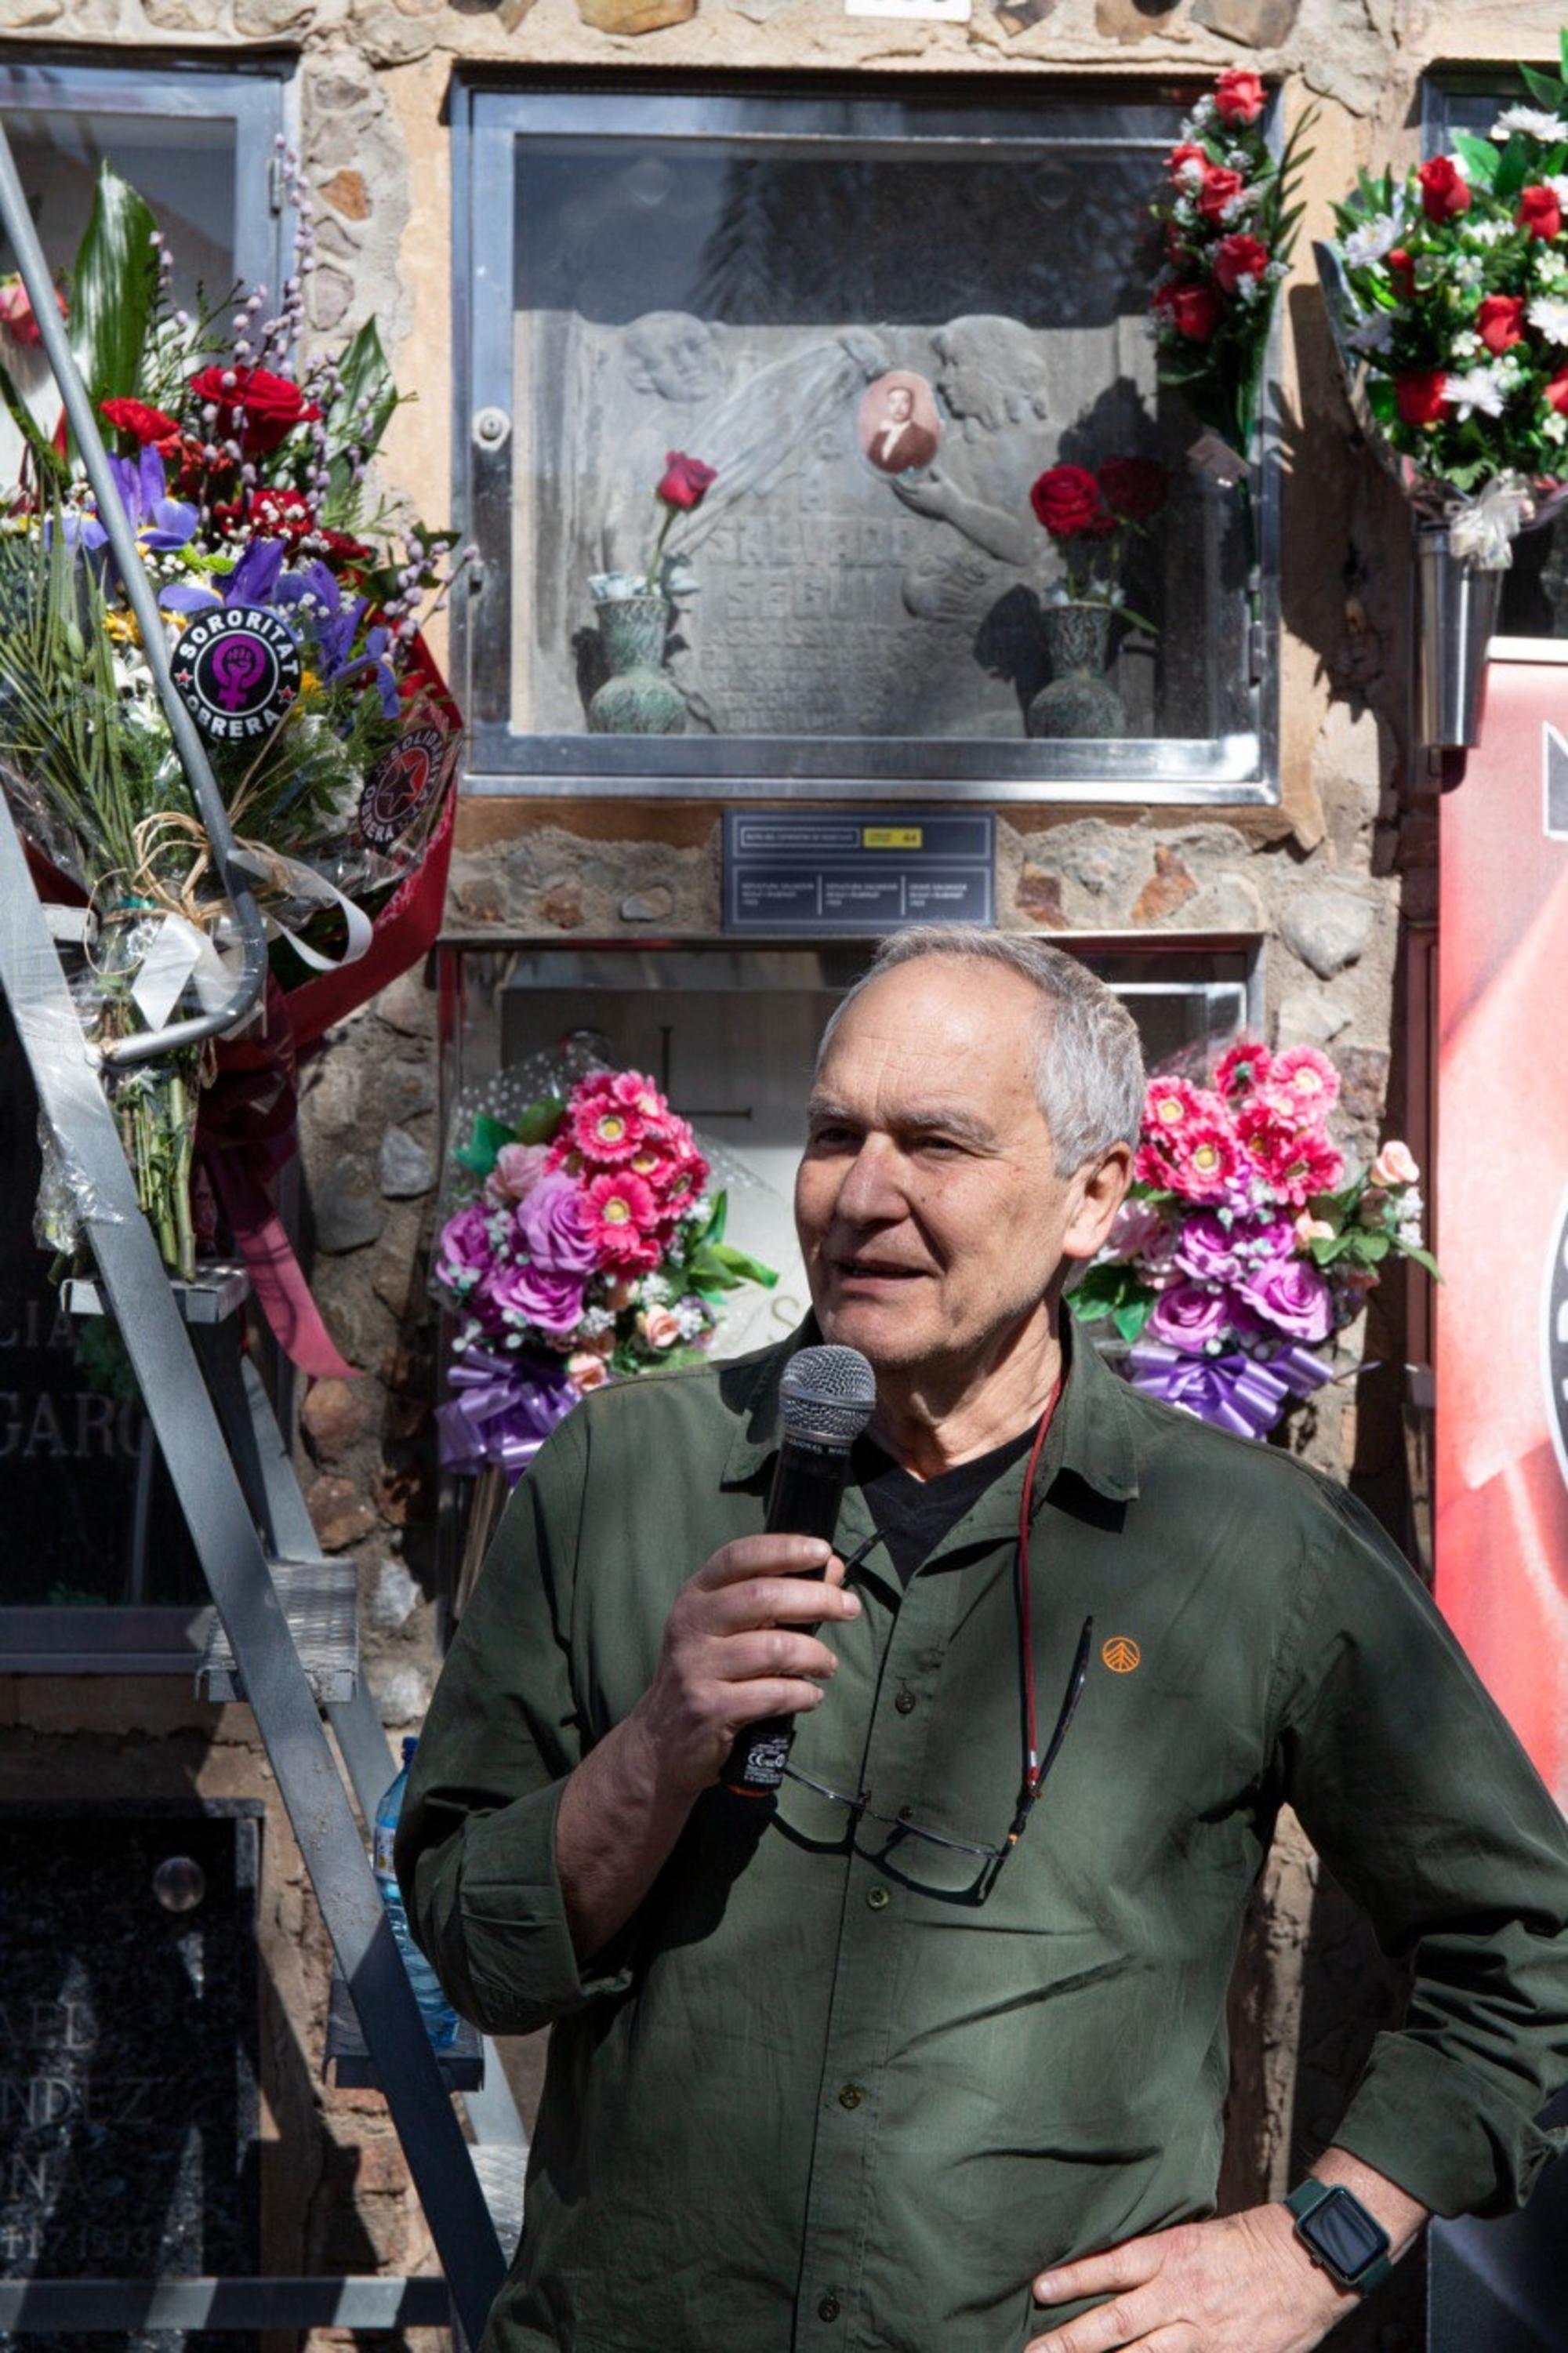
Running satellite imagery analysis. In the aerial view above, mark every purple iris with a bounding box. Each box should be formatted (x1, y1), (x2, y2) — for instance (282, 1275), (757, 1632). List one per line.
(49, 446), (198, 559)
(160, 532), (291, 619)
(273, 558), (399, 720)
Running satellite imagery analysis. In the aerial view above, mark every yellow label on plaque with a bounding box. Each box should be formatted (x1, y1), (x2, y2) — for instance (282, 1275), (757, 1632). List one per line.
(862, 826), (923, 849)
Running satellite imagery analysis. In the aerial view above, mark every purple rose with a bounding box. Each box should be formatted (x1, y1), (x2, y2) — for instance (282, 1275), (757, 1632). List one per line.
(1173, 1211), (1246, 1287)
(436, 1203), (494, 1294)
(1240, 1255), (1333, 1342)
(1145, 1280), (1236, 1356)
(516, 1171), (599, 1276)
(481, 1258), (587, 1339)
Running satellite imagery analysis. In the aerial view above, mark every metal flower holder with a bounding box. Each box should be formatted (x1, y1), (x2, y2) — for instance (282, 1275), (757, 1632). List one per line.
(1417, 521), (1504, 752)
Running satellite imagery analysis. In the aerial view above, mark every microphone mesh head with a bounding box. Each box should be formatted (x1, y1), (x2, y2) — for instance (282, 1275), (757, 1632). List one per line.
(779, 1345), (877, 1444)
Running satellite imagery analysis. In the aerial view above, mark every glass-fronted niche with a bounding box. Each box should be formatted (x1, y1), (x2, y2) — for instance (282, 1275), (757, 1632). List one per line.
(453, 81), (1281, 804)
(0, 56), (289, 1667)
(1425, 73), (1568, 642)
(437, 930), (1261, 1360)
(0, 56), (291, 490)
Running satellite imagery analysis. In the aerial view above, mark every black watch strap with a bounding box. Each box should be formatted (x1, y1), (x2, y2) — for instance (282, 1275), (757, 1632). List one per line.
(1283, 2179), (1392, 2294)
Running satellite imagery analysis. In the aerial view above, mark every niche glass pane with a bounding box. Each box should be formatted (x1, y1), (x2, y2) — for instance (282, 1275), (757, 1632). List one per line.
(458, 85), (1278, 798)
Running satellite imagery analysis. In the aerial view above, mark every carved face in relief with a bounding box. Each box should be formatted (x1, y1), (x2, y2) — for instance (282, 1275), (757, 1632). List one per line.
(622, 311), (728, 406)
(931, 315), (1051, 436)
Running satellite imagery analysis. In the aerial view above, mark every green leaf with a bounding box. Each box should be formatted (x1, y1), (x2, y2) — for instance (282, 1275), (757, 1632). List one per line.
(1494, 133), (1534, 202)
(1112, 1297), (1154, 1345)
(67, 162), (160, 446)
(1308, 1235), (1343, 1265)
(510, 1095), (565, 1146)
(702, 1239), (777, 1288)
(0, 357), (67, 486)
(326, 318), (399, 505)
(1519, 61), (1565, 111)
(1396, 1241), (1443, 1280)
(453, 1111), (515, 1178)
(1066, 1289), (1115, 1324)
(702, 1188), (728, 1247)
(1453, 133), (1501, 191)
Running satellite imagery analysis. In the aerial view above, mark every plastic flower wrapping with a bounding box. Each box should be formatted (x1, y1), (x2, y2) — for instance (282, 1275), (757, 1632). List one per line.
(1317, 39), (1568, 565)
(433, 1056), (778, 1488)
(1147, 69), (1315, 468)
(1068, 1041), (1436, 1440)
(1, 153), (466, 1284)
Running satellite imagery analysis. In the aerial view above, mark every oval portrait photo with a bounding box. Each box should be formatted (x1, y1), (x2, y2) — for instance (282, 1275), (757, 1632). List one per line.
(857, 371), (941, 477)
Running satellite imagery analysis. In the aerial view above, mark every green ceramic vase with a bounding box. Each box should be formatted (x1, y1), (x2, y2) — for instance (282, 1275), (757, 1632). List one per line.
(587, 590), (687, 736)
(1026, 603), (1127, 741)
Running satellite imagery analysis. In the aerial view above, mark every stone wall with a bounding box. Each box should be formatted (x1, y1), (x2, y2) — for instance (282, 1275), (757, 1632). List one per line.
(5, 0), (1544, 2340)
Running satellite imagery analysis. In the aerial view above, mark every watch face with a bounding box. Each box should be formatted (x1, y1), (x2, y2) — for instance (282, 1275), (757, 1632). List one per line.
(1304, 2188), (1390, 2281)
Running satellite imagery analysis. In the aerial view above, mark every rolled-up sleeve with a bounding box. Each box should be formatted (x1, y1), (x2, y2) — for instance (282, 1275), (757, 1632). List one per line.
(1273, 1480), (1568, 2217)
(394, 1410), (637, 2035)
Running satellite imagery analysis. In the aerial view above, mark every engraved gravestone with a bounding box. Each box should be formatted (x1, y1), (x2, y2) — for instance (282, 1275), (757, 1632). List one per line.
(0, 1805), (261, 2353)
(511, 140), (1194, 743)
(0, 991), (202, 1608)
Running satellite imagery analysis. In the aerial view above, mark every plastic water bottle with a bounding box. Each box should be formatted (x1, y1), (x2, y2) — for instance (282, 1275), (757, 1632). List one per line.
(373, 1735), (459, 2051)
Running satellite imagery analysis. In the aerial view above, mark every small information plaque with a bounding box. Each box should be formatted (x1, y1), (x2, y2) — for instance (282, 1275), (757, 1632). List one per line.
(723, 812), (995, 935)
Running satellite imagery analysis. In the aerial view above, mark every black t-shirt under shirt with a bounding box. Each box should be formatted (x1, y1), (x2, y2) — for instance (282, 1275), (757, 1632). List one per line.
(851, 1422), (1038, 1588)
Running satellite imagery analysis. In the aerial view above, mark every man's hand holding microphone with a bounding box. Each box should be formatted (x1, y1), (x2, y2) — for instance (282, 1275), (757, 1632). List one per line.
(554, 1348), (876, 1961)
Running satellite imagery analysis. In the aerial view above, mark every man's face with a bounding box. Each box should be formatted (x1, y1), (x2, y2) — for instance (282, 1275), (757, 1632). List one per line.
(796, 959), (1124, 1379)
(886, 386), (914, 423)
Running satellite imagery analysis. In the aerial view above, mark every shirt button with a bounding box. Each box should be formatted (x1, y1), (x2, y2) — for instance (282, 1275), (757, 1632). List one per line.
(895, 1686), (916, 1714)
(818, 2293), (841, 2322)
(866, 1884), (891, 1912)
(838, 2082), (864, 2110)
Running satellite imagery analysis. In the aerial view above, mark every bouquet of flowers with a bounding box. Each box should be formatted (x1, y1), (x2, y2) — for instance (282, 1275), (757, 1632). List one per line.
(1149, 69), (1313, 463)
(1068, 1040), (1435, 1440)
(1, 154), (466, 1282)
(434, 1060), (776, 1489)
(1028, 456), (1170, 629)
(1318, 42), (1568, 561)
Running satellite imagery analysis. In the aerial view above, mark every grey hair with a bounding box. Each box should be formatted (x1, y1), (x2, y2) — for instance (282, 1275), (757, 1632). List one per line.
(815, 927), (1145, 1176)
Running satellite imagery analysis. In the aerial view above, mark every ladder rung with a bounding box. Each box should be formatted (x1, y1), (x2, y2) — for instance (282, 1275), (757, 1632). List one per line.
(325, 1968), (485, 2090)
(197, 1557), (359, 1703)
(66, 1259), (251, 1324)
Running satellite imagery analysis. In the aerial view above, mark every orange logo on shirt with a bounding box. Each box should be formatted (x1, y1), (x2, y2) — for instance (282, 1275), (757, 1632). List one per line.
(1102, 1636), (1142, 1674)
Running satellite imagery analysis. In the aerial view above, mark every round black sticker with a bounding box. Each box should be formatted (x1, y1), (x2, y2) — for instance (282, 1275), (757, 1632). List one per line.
(172, 605), (301, 744)
(358, 725), (448, 852)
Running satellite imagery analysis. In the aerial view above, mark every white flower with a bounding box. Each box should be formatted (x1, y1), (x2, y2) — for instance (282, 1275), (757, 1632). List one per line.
(1463, 216), (1515, 247)
(1236, 273), (1265, 305)
(1342, 212), (1403, 269)
(640, 1271), (671, 1303)
(1491, 103), (1568, 142)
(1348, 310), (1396, 354)
(1189, 96), (1217, 127)
(1552, 174), (1568, 203)
(1452, 254), (1486, 292)
(1450, 329), (1483, 361)
(1174, 159), (1205, 193)
(1544, 408), (1568, 443)
(1537, 247), (1568, 285)
(1447, 363), (1512, 419)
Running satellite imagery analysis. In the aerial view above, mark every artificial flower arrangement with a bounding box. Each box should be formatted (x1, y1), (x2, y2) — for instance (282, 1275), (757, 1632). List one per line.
(1317, 43), (1568, 564)
(1069, 1040), (1436, 1439)
(434, 1061), (776, 1487)
(1028, 456), (1170, 629)
(1149, 67), (1314, 463)
(0, 155), (466, 1295)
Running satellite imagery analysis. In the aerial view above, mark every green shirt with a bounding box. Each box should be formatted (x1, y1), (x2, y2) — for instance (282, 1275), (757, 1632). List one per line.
(399, 1323), (1568, 2353)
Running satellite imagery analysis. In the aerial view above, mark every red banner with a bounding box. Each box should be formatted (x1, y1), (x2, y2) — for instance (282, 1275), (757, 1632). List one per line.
(1436, 651), (1568, 1807)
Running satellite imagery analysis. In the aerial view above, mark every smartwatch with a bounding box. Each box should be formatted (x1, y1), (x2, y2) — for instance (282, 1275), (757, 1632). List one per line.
(1283, 2179), (1392, 2295)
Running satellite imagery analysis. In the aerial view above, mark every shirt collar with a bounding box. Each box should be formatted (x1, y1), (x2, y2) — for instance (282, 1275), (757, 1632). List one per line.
(719, 1307), (1142, 1506)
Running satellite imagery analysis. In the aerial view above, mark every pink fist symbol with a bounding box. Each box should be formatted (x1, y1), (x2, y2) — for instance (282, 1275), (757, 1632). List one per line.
(212, 637), (266, 710)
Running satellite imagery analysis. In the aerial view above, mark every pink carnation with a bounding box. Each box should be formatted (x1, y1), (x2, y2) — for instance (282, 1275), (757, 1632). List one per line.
(1166, 1121), (1244, 1202)
(609, 1069), (665, 1116)
(1266, 1045), (1341, 1119)
(1237, 1103), (1345, 1207)
(568, 1091), (645, 1164)
(1143, 1074), (1216, 1136)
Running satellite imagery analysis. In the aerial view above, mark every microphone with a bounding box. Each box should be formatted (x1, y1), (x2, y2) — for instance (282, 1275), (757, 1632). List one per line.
(721, 1343), (877, 1799)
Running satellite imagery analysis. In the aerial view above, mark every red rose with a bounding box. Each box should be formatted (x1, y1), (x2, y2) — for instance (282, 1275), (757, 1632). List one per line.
(655, 451), (717, 510)
(188, 363), (322, 456)
(1213, 231), (1272, 294)
(1519, 183), (1563, 241)
(249, 485), (318, 546)
(1213, 68), (1267, 127)
(1196, 167), (1246, 225)
(1029, 463), (1110, 539)
(1385, 246), (1417, 298)
(100, 395), (180, 450)
(1417, 156), (1471, 221)
(1476, 293), (1527, 354)
(1167, 141), (1210, 180)
(1546, 365), (1568, 416)
(1396, 370), (1450, 427)
(1097, 456), (1169, 524)
(1155, 281), (1225, 343)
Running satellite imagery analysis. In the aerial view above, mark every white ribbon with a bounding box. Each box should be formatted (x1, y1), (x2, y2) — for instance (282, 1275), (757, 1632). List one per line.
(1447, 472), (1537, 571)
(229, 846), (375, 974)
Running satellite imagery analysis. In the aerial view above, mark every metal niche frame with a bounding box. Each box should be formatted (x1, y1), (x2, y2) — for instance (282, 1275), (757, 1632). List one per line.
(451, 73), (1283, 807)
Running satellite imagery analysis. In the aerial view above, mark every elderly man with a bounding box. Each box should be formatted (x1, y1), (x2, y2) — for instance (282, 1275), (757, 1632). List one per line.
(400, 930), (1568, 2353)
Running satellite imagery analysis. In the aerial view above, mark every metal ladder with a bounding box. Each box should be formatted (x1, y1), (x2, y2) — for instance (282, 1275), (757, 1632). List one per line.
(0, 118), (517, 2348)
